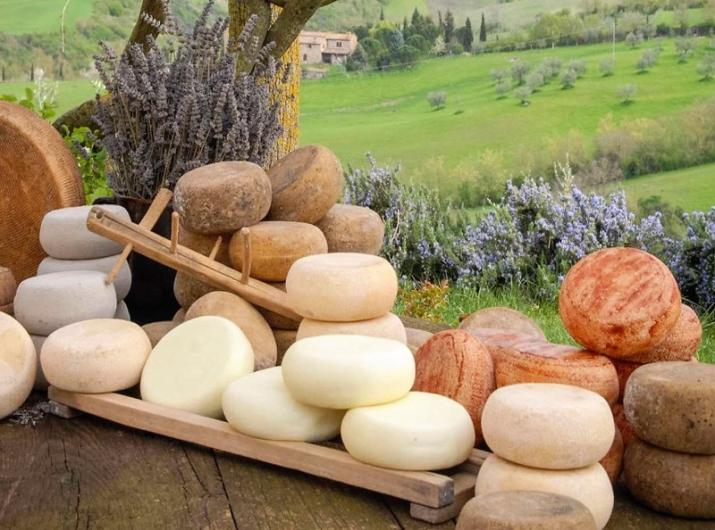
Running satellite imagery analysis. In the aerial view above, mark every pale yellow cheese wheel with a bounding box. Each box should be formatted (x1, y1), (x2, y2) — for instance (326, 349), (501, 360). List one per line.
(481, 383), (615, 470)
(281, 335), (414, 409)
(341, 391), (475, 471)
(286, 253), (398, 322)
(222, 367), (344, 441)
(476, 455), (614, 530)
(296, 313), (407, 344)
(41, 319), (151, 393)
(140, 316), (254, 418)
(0, 312), (36, 419)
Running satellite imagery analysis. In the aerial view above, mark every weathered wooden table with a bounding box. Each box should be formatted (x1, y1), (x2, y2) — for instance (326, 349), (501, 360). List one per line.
(1, 318), (713, 530)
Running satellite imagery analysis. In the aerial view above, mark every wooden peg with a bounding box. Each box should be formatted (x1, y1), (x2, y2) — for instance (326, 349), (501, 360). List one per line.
(170, 211), (180, 253)
(208, 235), (223, 261)
(240, 227), (252, 284)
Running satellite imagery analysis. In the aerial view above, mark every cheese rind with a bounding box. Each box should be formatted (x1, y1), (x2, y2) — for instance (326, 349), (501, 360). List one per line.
(141, 316), (254, 418)
(297, 313), (407, 344)
(459, 307), (546, 340)
(626, 305), (702, 363)
(273, 328), (297, 365)
(222, 367), (344, 441)
(405, 327), (433, 354)
(142, 321), (179, 347)
(178, 224), (231, 265)
(315, 204), (384, 255)
(341, 391), (475, 471)
(173, 272), (215, 309)
(37, 255), (132, 300)
(0, 313), (36, 419)
(256, 283), (300, 330)
(600, 427), (624, 484)
(0, 266), (17, 306)
(281, 335), (414, 409)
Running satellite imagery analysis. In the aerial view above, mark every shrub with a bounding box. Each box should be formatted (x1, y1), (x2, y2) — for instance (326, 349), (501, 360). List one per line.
(526, 71), (545, 91)
(511, 60), (531, 85)
(567, 59), (587, 78)
(495, 79), (511, 98)
(398, 281), (449, 322)
(676, 38), (696, 62)
(618, 83), (637, 103)
(540, 57), (562, 79)
(427, 90), (447, 109)
(490, 68), (509, 83)
(63, 126), (110, 204)
(636, 49), (658, 72)
(600, 57), (615, 76)
(698, 55), (715, 79)
(514, 85), (532, 105)
(448, 42), (465, 55)
(626, 31), (642, 48)
(561, 68), (577, 88)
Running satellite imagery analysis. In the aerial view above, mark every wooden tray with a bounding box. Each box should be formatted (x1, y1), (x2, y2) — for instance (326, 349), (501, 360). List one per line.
(48, 387), (487, 524)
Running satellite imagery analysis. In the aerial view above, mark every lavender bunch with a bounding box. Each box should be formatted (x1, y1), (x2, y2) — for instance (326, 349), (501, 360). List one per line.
(93, 1), (283, 199)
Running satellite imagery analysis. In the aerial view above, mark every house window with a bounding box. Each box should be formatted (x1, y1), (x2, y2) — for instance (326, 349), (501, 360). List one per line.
(303, 54), (307, 61)
(336, 41), (342, 47)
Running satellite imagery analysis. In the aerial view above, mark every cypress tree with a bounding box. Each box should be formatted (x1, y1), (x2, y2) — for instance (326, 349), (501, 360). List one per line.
(380, 7), (385, 21)
(444, 10), (455, 42)
(463, 17), (474, 51)
(479, 12), (487, 42)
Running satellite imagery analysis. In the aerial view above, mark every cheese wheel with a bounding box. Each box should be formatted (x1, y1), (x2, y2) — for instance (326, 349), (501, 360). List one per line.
(173, 161), (272, 234)
(229, 221), (328, 282)
(413, 330), (494, 444)
(612, 403), (636, 448)
(406, 327), (433, 354)
(626, 305), (702, 363)
(286, 253), (398, 322)
(559, 248), (681, 358)
(459, 307), (546, 340)
(142, 321), (179, 347)
(114, 300), (130, 321)
(141, 316), (254, 418)
(315, 204), (384, 255)
(39, 205), (130, 259)
(456, 491), (597, 530)
(186, 292), (277, 370)
(341, 392), (475, 471)
(173, 307), (186, 322)
(482, 383), (615, 469)
(476, 455), (614, 530)
(14, 271), (117, 335)
(611, 358), (641, 402)
(30, 335), (48, 390)
(0, 266), (17, 306)
(600, 427), (624, 484)
(492, 341), (619, 404)
(222, 367), (344, 441)
(267, 145), (344, 224)
(256, 283), (300, 330)
(624, 361), (715, 454)
(281, 335), (414, 409)
(0, 313), (36, 419)
(273, 328), (297, 365)
(297, 313), (407, 344)
(173, 272), (215, 309)
(465, 327), (535, 351)
(41, 319), (151, 393)
(0, 302), (12, 315)
(624, 438), (715, 518)
(38, 255), (132, 300)
(178, 224), (231, 265)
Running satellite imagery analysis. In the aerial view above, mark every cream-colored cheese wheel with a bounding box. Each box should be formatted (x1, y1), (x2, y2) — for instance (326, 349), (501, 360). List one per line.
(30, 335), (48, 390)
(482, 383), (615, 470)
(342, 391), (475, 471)
(296, 313), (406, 344)
(222, 367), (344, 441)
(315, 204), (385, 255)
(141, 316), (254, 418)
(37, 255), (132, 301)
(41, 319), (150, 393)
(0, 312), (36, 419)
(476, 454), (614, 530)
(142, 321), (179, 347)
(14, 271), (117, 335)
(281, 335), (414, 409)
(186, 292), (277, 370)
(286, 253), (398, 322)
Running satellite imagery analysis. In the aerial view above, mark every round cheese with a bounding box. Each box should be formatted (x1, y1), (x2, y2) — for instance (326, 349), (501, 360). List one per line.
(624, 361), (715, 454)
(626, 305), (702, 363)
(222, 367), (344, 441)
(611, 358), (641, 403)
(0, 313), (36, 419)
(0, 303), (13, 315)
(600, 427), (624, 484)
(0, 266), (17, 306)
(492, 341), (619, 405)
(297, 313), (407, 344)
(173, 307), (186, 322)
(315, 204), (384, 255)
(464, 327), (536, 351)
(273, 328), (297, 365)
(173, 272), (215, 309)
(612, 403), (636, 448)
(178, 224), (231, 265)
(267, 145), (344, 224)
(141, 316), (254, 418)
(281, 335), (414, 409)
(41, 319), (151, 393)
(114, 300), (130, 321)
(413, 330), (494, 444)
(38, 255), (132, 300)
(39, 205), (130, 259)
(14, 271), (117, 335)
(406, 327), (433, 354)
(142, 321), (179, 347)
(476, 454), (614, 530)
(341, 392), (475, 471)
(256, 283), (300, 330)
(559, 247), (681, 358)
(186, 292), (277, 370)
(229, 221), (328, 282)
(173, 161), (272, 234)
(30, 335), (48, 390)
(286, 253), (398, 322)
(456, 491), (597, 530)
(624, 438), (715, 519)
(459, 307), (546, 340)
(482, 383), (615, 469)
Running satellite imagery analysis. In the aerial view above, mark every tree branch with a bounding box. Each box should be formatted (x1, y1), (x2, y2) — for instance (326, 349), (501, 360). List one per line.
(230, 0), (273, 75)
(264, 0), (324, 59)
(127, 0), (167, 53)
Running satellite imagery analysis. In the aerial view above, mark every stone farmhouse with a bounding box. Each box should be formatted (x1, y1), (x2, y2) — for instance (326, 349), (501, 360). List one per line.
(299, 31), (358, 65)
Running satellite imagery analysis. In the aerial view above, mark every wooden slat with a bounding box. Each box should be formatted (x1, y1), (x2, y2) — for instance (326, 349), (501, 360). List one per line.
(48, 388), (455, 509)
(410, 472), (476, 524)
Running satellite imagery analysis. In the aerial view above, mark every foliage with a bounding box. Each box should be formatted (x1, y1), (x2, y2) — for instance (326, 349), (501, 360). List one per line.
(346, 43), (369, 71)
(526, 71), (545, 91)
(495, 79), (512, 98)
(514, 85), (532, 105)
(637, 195), (684, 237)
(427, 90), (447, 108)
(698, 54), (715, 79)
(600, 57), (615, 76)
(676, 38), (697, 62)
(636, 48), (659, 71)
(538, 57), (562, 80)
(567, 59), (586, 78)
(0, 70), (58, 120)
(490, 68), (510, 83)
(618, 83), (638, 103)
(626, 31), (643, 48)
(560, 67), (577, 88)
(398, 280), (449, 322)
(510, 60), (531, 85)
(62, 126), (111, 204)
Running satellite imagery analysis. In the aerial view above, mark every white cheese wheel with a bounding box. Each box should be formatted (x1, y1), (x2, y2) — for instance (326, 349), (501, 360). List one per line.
(39, 205), (130, 259)
(482, 383), (615, 470)
(281, 335), (414, 409)
(0, 313), (36, 419)
(14, 271), (117, 335)
(476, 455), (614, 530)
(141, 316), (254, 418)
(286, 253), (398, 322)
(341, 391), (475, 471)
(37, 255), (132, 300)
(41, 319), (151, 393)
(30, 335), (48, 390)
(296, 313), (407, 344)
(114, 300), (130, 321)
(222, 367), (345, 441)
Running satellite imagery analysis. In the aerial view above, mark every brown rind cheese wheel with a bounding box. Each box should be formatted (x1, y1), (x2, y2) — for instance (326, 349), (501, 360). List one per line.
(612, 403), (637, 449)
(178, 224), (231, 266)
(142, 321), (179, 347)
(315, 204), (384, 255)
(559, 248), (681, 358)
(0, 266), (17, 306)
(255, 283), (300, 330)
(173, 272), (215, 309)
(406, 327), (433, 354)
(459, 307), (546, 340)
(0, 303), (13, 315)
(626, 305), (701, 363)
(413, 329), (495, 444)
(273, 328), (297, 365)
(599, 427), (624, 484)
(464, 327), (535, 351)
(611, 358), (642, 403)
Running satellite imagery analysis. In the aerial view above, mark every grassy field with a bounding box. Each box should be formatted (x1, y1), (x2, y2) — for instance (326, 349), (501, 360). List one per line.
(0, 0), (95, 35)
(0, 80), (97, 119)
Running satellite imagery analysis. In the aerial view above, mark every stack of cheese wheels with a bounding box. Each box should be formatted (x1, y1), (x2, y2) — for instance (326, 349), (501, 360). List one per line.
(623, 362), (715, 519)
(477, 383), (615, 530)
(288, 253), (407, 344)
(0, 266), (17, 315)
(0, 312), (37, 419)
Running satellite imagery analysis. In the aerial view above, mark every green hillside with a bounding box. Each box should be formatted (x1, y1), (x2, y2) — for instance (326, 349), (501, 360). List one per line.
(0, 0), (95, 35)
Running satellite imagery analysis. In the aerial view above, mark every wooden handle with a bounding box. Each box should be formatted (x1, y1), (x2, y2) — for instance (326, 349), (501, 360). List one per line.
(240, 227), (252, 284)
(208, 235), (223, 261)
(170, 211), (179, 253)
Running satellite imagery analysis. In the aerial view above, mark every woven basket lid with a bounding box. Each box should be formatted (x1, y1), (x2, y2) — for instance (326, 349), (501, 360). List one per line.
(0, 101), (85, 282)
